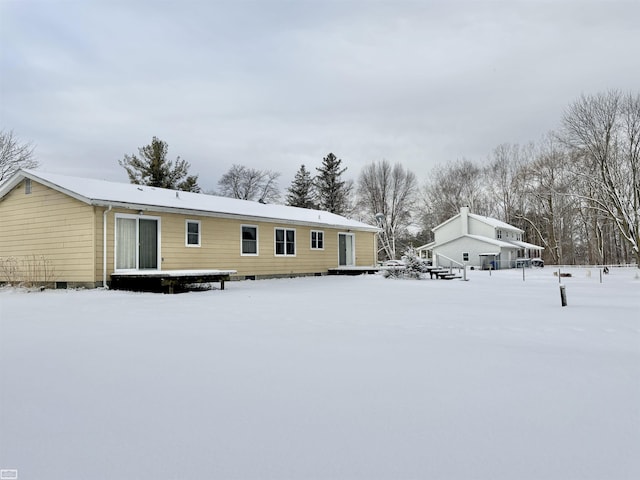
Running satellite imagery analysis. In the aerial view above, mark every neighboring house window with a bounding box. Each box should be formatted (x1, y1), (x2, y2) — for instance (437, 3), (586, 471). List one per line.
(463, 252), (469, 262)
(497, 229), (502, 239)
(275, 228), (296, 256)
(186, 220), (201, 247)
(241, 225), (258, 255)
(25, 179), (32, 194)
(311, 230), (324, 250)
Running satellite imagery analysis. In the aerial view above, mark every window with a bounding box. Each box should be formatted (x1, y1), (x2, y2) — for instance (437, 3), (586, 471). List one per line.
(241, 225), (258, 255)
(275, 228), (295, 256)
(462, 252), (469, 262)
(497, 229), (502, 239)
(186, 220), (201, 247)
(311, 230), (324, 250)
(25, 179), (32, 194)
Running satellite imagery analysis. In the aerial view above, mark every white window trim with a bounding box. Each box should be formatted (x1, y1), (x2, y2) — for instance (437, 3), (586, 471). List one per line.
(310, 230), (324, 250)
(185, 219), (201, 247)
(241, 224), (259, 256)
(25, 179), (32, 194)
(113, 213), (162, 272)
(273, 227), (298, 257)
(274, 227), (296, 257)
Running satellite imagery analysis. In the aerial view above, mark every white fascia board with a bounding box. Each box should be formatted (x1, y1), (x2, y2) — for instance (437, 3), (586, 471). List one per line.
(435, 234), (519, 249)
(0, 170), (93, 205)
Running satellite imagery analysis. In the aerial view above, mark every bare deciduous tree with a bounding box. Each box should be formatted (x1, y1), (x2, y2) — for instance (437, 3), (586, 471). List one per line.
(0, 130), (37, 183)
(561, 90), (640, 267)
(217, 164), (281, 203)
(519, 138), (577, 264)
(357, 160), (418, 260)
(484, 143), (531, 224)
(422, 158), (488, 227)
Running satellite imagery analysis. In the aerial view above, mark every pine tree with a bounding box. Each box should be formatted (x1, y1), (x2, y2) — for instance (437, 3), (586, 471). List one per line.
(315, 153), (352, 215)
(118, 136), (200, 192)
(286, 164), (316, 208)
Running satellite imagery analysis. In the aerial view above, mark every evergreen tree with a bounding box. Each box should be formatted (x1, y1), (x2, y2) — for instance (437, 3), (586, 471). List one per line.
(119, 136), (200, 192)
(315, 152), (352, 215)
(286, 164), (316, 208)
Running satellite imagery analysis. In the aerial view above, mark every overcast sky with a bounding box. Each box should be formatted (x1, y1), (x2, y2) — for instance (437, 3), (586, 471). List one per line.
(1, 0), (638, 192)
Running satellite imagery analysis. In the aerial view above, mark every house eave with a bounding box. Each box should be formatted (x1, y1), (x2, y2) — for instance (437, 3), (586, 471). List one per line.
(90, 199), (380, 232)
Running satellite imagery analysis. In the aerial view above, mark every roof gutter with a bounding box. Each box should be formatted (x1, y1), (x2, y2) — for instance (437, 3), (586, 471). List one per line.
(103, 205), (112, 288)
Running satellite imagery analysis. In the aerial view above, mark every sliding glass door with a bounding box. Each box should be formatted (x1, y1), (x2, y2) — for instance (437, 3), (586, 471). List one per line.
(115, 215), (160, 270)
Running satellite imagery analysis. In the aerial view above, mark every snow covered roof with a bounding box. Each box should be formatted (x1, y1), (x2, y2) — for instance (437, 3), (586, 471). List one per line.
(1, 170), (379, 231)
(468, 213), (523, 232)
(433, 210), (523, 233)
(508, 240), (544, 250)
(465, 234), (520, 248)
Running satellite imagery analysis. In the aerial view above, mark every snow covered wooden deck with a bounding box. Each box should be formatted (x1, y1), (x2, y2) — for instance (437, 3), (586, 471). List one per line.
(327, 266), (380, 275)
(110, 269), (237, 293)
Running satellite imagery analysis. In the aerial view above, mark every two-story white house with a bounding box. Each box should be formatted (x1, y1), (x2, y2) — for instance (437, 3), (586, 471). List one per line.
(416, 206), (544, 269)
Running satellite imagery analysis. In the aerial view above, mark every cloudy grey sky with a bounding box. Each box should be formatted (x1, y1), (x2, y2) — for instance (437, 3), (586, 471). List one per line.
(1, 0), (638, 192)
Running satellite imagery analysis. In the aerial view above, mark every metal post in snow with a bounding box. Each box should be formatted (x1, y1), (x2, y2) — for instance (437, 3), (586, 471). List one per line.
(560, 284), (567, 307)
(558, 268), (561, 283)
(600, 268), (603, 284)
(522, 264), (525, 281)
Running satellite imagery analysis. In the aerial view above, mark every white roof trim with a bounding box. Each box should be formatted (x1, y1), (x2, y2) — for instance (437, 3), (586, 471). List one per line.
(507, 240), (545, 250)
(434, 234), (520, 250)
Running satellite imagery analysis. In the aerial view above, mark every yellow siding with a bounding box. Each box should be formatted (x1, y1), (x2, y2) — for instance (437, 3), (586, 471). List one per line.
(1, 179), (377, 286)
(97, 208), (378, 280)
(0, 180), (96, 284)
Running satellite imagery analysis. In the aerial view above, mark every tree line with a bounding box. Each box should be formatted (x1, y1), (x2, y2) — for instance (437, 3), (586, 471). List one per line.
(420, 90), (639, 267)
(2, 89), (638, 266)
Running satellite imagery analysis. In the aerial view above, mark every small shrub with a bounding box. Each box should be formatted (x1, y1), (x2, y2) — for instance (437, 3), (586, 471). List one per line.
(383, 247), (430, 280)
(0, 255), (57, 287)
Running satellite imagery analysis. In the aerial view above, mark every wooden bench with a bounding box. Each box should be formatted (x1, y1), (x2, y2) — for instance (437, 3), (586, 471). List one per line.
(110, 269), (237, 293)
(426, 266), (462, 280)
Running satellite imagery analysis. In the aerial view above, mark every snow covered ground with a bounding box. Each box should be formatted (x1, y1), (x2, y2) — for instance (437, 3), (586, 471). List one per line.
(1, 267), (639, 480)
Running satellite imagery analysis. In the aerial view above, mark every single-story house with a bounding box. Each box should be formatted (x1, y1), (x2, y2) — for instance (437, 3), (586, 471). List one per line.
(0, 170), (379, 288)
(416, 206), (544, 269)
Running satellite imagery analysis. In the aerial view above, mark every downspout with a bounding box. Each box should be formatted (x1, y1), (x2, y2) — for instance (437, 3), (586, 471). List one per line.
(103, 205), (112, 288)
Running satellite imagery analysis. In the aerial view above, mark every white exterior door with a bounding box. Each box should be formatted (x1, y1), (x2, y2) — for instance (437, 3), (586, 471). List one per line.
(338, 233), (355, 266)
